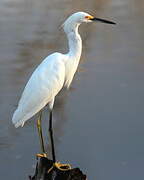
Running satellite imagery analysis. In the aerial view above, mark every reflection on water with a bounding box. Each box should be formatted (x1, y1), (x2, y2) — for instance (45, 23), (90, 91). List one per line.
(0, 0), (144, 179)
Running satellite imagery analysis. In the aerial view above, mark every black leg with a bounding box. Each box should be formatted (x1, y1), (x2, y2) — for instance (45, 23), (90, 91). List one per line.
(49, 111), (56, 162)
(37, 111), (45, 154)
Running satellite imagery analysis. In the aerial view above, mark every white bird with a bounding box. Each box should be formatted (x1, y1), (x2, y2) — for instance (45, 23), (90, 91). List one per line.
(12, 12), (115, 162)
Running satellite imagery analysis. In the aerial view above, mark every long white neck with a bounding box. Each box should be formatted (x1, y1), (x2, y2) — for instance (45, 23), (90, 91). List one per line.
(66, 25), (82, 60)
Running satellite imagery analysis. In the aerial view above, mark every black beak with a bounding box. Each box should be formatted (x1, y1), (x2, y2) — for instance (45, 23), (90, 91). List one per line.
(91, 17), (116, 25)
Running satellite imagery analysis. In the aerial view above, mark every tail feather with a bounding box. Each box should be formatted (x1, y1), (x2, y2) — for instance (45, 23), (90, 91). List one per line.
(12, 109), (27, 128)
(12, 107), (36, 128)
(12, 102), (47, 128)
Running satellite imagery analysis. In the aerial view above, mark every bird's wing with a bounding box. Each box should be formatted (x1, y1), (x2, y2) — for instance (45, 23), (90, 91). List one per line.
(12, 53), (65, 128)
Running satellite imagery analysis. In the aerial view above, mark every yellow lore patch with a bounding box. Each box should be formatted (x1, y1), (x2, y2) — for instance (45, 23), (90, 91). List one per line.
(85, 15), (94, 20)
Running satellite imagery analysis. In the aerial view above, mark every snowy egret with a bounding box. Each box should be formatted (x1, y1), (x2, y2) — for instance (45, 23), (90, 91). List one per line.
(12, 12), (115, 162)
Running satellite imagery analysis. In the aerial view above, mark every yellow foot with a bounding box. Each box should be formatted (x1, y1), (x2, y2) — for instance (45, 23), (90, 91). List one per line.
(54, 162), (71, 171)
(48, 162), (71, 173)
(36, 153), (47, 158)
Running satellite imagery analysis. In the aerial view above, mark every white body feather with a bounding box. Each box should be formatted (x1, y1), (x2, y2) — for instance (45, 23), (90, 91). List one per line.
(12, 53), (66, 127)
(12, 12), (91, 128)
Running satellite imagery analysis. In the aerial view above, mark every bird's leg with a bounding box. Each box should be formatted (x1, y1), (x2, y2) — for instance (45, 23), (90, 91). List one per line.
(37, 110), (46, 157)
(49, 111), (56, 162)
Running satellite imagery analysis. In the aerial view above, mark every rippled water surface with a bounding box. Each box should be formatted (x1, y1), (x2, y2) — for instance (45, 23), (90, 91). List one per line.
(0, 0), (144, 179)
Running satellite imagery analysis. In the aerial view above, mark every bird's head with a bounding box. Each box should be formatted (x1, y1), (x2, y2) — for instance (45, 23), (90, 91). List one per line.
(63, 12), (116, 34)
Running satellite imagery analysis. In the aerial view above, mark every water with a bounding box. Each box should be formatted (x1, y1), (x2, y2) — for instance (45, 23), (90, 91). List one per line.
(0, 0), (144, 179)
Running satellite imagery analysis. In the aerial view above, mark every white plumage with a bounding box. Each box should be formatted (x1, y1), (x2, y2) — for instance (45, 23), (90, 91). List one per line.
(12, 12), (115, 128)
(12, 53), (66, 127)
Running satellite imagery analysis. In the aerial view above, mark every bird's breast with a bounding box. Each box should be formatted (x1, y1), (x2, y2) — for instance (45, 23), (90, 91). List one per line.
(64, 56), (80, 89)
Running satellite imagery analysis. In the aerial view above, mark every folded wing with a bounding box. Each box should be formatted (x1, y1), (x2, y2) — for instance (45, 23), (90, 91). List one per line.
(12, 53), (65, 128)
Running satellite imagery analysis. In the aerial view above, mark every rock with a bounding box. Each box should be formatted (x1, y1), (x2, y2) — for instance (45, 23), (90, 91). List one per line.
(29, 157), (87, 180)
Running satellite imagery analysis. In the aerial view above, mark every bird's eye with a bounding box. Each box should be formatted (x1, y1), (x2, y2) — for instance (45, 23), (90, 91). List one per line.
(85, 15), (94, 20)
